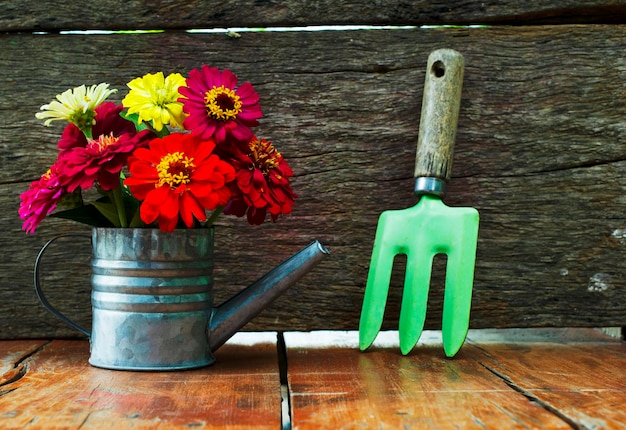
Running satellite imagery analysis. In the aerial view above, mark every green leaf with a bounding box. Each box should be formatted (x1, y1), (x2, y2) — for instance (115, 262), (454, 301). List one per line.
(91, 201), (121, 227)
(123, 189), (143, 228)
(120, 109), (169, 137)
(129, 208), (145, 228)
(120, 110), (150, 132)
(56, 189), (84, 209)
(50, 204), (113, 227)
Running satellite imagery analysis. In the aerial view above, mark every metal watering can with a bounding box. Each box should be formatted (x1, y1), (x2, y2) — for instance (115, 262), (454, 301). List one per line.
(34, 228), (329, 371)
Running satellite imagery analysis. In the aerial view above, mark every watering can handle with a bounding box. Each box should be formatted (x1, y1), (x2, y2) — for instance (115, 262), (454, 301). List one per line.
(33, 233), (92, 337)
(414, 48), (465, 194)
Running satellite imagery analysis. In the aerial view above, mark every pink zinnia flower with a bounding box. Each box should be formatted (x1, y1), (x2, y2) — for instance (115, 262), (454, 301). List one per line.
(57, 102), (137, 155)
(224, 136), (296, 225)
(178, 66), (262, 144)
(124, 133), (236, 232)
(19, 164), (68, 234)
(58, 129), (154, 192)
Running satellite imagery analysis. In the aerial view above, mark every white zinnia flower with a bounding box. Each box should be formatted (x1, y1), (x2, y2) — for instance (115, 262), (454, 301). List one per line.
(35, 83), (117, 130)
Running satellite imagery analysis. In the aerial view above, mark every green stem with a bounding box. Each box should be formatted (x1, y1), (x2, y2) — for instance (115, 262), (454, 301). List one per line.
(205, 206), (223, 227)
(111, 186), (128, 228)
(80, 126), (93, 140)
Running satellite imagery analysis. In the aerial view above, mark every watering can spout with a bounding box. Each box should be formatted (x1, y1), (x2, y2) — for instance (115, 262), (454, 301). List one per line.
(209, 241), (329, 351)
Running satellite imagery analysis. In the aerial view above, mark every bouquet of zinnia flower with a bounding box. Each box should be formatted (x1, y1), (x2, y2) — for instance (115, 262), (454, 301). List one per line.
(19, 66), (296, 233)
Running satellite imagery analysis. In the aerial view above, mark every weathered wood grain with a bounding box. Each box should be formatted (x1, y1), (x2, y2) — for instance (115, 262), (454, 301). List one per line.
(1, 25), (626, 338)
(1, 0), (626, 31)
(0, 338), (281, 429)
(0, 340), (48, 388)
(465, 333), (626, 428)
(2, 329), (622, 429)
(287, 347), (572, 429)
(284, 329), (626, 429)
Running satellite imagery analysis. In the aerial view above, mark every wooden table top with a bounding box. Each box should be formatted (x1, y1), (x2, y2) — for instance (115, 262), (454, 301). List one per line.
(1, 329), (624, 429)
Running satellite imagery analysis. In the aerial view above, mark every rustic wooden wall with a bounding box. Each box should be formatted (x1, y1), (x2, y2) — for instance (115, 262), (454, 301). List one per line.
(1, 1), (625, 338)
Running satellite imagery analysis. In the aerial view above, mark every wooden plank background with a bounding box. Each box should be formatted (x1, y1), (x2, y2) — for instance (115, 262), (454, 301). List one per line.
(1, 2), (625, 338)
(2, 0), (626, 30)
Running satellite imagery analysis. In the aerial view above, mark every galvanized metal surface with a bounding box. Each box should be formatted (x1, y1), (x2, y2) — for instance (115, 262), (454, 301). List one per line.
(35, 228), (329, 371)
(209, 240), (330, 351)
(89, 228), (215, 370)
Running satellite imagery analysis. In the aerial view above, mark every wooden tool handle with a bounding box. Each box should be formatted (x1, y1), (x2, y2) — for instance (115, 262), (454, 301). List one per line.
(414, 49), (465, 183)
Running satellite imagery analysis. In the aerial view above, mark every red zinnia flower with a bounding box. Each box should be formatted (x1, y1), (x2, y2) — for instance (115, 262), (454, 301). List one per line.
(224, 136), (296, 225)
(19, 163), (68, 234)
(57, 102), (138, 155)
(58, 129), (154, 192)
(124, 133), (236, 232)
(178, 66), (262, 144)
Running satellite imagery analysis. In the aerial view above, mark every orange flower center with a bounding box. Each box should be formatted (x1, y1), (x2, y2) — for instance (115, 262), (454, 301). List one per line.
(88, 133), (119, 152)
(204, 86), (242, 121)
(157, 151), (195, 188)
(249, 138), (281, 177)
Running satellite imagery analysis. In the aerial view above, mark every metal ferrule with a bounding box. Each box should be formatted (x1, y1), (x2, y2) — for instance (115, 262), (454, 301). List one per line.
(414, 177), (447, 197)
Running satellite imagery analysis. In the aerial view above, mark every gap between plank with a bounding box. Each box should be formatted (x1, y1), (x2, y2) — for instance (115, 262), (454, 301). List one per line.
(277, 332), (292, 430)
(475, 357), (581, 430)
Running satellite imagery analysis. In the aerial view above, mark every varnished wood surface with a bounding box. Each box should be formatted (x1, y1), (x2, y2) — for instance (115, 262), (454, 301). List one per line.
(0, 340), (48, 386)
(1, 329), (623, 429)
(466, 341), (626, 427)
(3, 24), (626, 337)
(0, 336), (281, 429)
(2, 0), (625, 31)
(284, 329), (626, 429)
(287, 347), (571, 428)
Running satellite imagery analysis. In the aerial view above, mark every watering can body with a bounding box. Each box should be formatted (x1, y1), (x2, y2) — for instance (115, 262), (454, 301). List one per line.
(35, 228), (329, 370)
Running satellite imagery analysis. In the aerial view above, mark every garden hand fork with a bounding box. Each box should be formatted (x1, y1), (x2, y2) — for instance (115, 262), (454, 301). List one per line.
(359, 49), (479, 357)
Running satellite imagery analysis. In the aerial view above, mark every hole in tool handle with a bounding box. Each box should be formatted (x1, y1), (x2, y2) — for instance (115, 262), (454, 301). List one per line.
(431, 60), (445, 78)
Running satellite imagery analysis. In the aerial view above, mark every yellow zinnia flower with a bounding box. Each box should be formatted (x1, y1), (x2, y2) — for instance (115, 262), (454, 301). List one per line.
(122, 72), (187, 132)
(35, 83), (117, 133)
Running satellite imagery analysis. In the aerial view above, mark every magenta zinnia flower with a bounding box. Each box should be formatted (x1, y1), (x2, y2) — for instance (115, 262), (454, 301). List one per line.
(178, 66), (262, 144)
(55, 102), (154, 192)
(19, 164), (68, 234)
(58, 129), (154, 192)
(57, 102), (138, 155)
(124, 133), (236, 232)
(224, 136), (296, 225)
